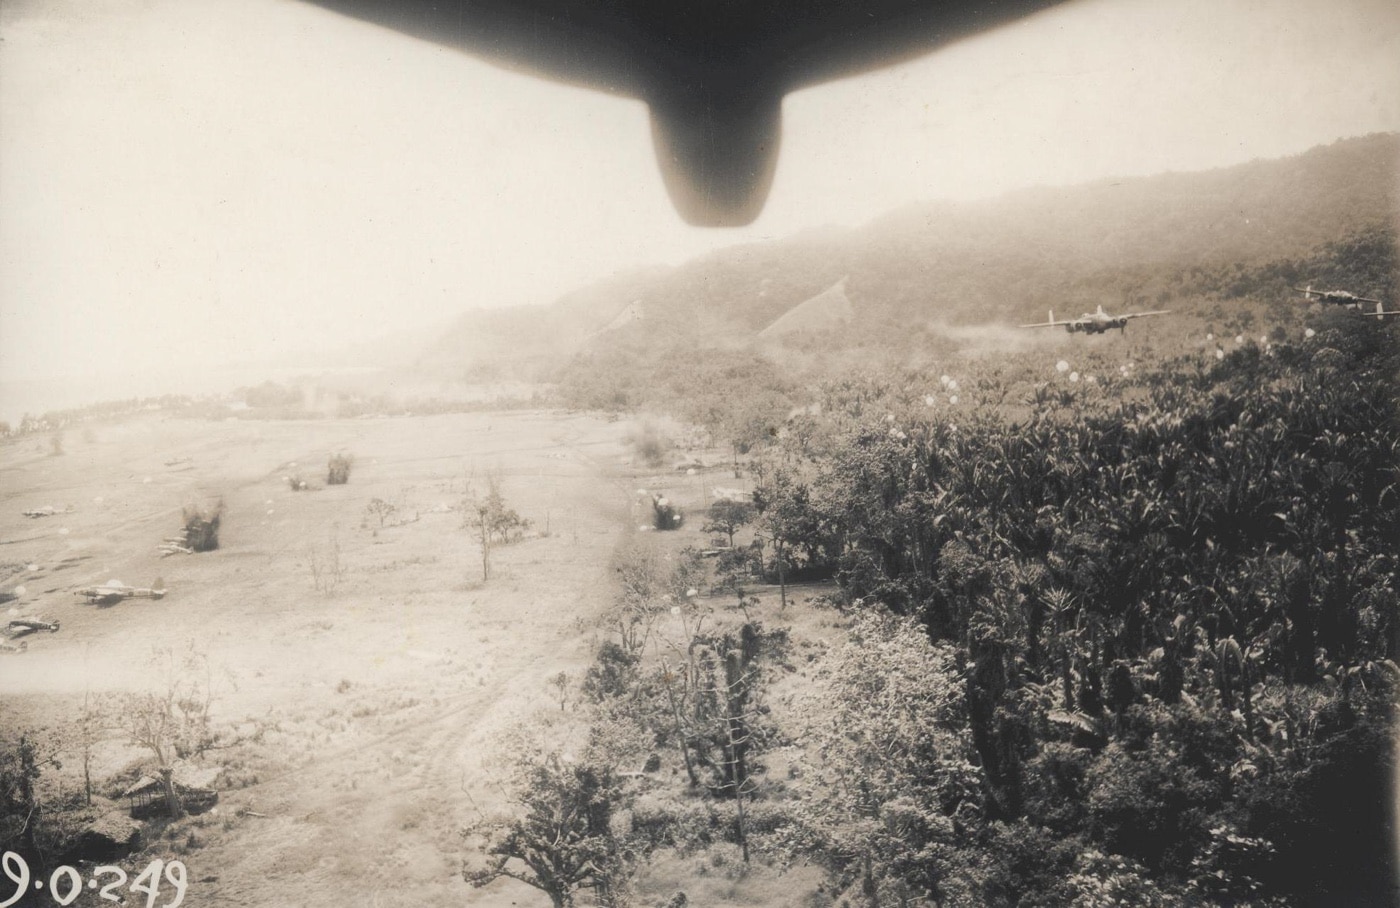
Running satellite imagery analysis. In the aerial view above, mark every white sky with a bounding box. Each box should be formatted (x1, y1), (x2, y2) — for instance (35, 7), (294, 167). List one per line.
(1, 0), (1398, 398)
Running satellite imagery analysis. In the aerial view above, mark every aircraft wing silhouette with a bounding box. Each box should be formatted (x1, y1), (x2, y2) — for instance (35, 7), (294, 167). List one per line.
(1019, 310), (1078, 328)
(302, 0), (1067, 226)
(1121, 310), (1171, 319)
(1293, 286), (1382, 304)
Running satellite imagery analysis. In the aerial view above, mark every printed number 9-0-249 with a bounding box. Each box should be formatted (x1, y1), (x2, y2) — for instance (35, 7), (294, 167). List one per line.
(2, 852), (187, 907)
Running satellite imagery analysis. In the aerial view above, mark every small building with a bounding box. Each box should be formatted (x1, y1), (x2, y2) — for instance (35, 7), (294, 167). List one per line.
(122, 766), (220, 819)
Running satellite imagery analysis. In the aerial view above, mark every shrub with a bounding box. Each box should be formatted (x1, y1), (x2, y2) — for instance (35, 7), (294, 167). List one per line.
(307, 532), (348, 595)
(582, 641), (641, 702)
(1085, 741), (1219, 873)
(327, 453), (353, 485)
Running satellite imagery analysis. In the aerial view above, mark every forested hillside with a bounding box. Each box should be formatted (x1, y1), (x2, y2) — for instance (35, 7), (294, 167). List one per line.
(416, 133), (1396, 385)
(853, 131), (1397, 323)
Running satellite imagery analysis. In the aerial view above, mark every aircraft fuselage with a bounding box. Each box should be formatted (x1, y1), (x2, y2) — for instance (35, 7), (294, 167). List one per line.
(1066, 315), (1126, 334)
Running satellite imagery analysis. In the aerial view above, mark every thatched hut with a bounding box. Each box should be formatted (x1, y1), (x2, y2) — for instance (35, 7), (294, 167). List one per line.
(122, 766), (220, 819)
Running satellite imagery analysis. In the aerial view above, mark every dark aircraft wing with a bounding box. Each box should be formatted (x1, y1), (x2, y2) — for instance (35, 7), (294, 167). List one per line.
(302, 0), (1068, 226)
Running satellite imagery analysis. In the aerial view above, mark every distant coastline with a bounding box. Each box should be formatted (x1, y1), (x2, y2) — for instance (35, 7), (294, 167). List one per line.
(0, 365), (386, 426)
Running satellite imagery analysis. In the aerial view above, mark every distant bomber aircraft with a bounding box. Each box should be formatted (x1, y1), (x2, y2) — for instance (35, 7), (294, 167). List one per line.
(1019, 305), (1171, 335)
(302, 0), (1068, 226)
(1292, 285), (1383, 308)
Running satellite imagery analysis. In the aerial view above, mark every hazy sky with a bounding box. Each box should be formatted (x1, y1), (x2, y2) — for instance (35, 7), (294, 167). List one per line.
(1, 0), (1398, 398)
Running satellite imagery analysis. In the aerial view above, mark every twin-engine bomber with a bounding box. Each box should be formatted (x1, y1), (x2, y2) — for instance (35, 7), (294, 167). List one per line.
(1019, 305), (1171, 335)
(1293, 284), (1383, 308)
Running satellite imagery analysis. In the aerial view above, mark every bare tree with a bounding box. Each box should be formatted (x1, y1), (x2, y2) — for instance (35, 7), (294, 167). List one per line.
(121, 644), (222, 818)
(74, 682), (110, 807)
(462, 470), (530, 582)
(307, 527), (348, 595)
(717, 650), (759, 863)
(365, 497), (397, 528)
(548, 672), (571, 711)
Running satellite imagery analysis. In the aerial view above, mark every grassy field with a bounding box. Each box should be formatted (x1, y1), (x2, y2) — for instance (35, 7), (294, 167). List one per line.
(0, 409), (660, 907)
